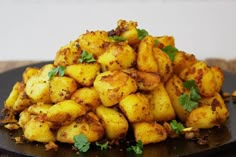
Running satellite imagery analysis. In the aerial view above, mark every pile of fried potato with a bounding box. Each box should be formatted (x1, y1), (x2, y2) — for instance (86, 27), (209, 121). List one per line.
(2, 20), (229, 148)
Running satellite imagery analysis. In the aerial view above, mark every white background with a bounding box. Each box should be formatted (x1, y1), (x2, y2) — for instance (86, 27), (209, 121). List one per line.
(0, 0), (236, 61)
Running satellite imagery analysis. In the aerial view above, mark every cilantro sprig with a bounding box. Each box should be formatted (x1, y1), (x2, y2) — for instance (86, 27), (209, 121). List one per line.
(73, 134), (90, 153)
(48, 65), (65, 80)
(78, 50), (96, 63)
(162, 45), (178, 62)
(109, 35), (127, 42)
(127, 140), (143, 155)
(178, 80), (201, 112)
(95, 141), (109, 150)
(137, 28), (148, 40)
(170, 120), (185, 134)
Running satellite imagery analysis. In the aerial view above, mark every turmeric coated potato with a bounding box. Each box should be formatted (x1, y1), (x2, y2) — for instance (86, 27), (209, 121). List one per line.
(22, 67), (39, 83)
(57, 112), (104, 143)
(96, 105), (128, 140)
(156, 36), (175, 47)
(119, 93), (153, 123)
(27, 103), (52, 115)
(94, 70), (137, 106)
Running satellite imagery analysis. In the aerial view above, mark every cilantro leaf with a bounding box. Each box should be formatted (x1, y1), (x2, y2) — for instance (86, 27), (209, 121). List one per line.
(154, 39), (159, 46)
(48, 66), (65, 80)
(183, 80), (197, 89)
(162, 45), (178, 62)
(109, 36), (126, 42)
(137, 28), (148, 40)
(170, 120), (185, 134)
(78, 50), (96, 63)
(127, 140), (143, 155)
(95, 141), (109, 150)
(190, 87), (201, 102)
(179, 94), (198, 112)
(73, 134), (90, 153)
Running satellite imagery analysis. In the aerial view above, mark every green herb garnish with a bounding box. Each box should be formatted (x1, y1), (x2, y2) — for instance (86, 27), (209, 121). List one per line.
(170, 120), (185, 134)
(127, 140), (143, 155)
(154, 39), (159, 46)
(162, 45), (178, 62)
(109, 35), (126, 42)
(48, 65), (65, 80)
(183, 80), (201, 102)
(78, 50), (96, 63)
(95, 141), (109, 150)
(137, 28), (148, 40)
(179, 94), (198, 112)
(73, 134), (90, 153)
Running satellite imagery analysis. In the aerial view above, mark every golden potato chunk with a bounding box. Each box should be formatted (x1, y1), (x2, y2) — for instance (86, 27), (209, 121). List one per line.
(47, 100), (86, 125)
(24, 116), (56, 143)
(119, 93), (153, 123)
(71, 87), (100, 112)
(54, 41), (81, 66)
(156, 36), (175, 47)
(78, 31), (110, 58)
(12, 91), (32, 112)
(96, 105), (128, 140)
(65, 63), (100, 87)
(27, 103), (52, 115)
(22, 67), (39, 83)
(57, 112), (104, 143)
(49, 76), (77, 103)
(18, 109), (32, 128)
(94, 70), (137, 106)
(98, 42), (136, 71)
(132, 122), (167, 145)
(150, 83), (175, 122)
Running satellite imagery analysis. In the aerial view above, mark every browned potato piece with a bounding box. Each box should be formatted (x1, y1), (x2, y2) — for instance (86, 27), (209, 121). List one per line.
(71, 87), (100, 112)
(78, 31), (110, 58)
(25, 64), (54, 103)
(5, 82), (25, 109)
(116, 19), (139, 45)
(165, 75), (189, 121)
(119, 93), (153, 123)
(153, 47), (173, 82)
(94, 70), (137, 106)
(57, 112), (104, 143)
(23, 116), (56, 143)
(47, 100), (86, 125)
(186, 93), (229, 129)
(49, 76), (77, 103)
(179, 61), (218, 97)
(172, 51), (197, 75)
(132, 122), (167, 145)
(96, 105), (128, 140)
(156, 36), (175, 47)
(98, 42), (136, 71)
(22, 67), (39, 83)
(12, 91), (32, 112)
(18, 109), (32, 128)
(54, 41), (81, 66)
(65, 63), (100, 87)
(211, 66), (224, 93)
(27, 103), (52, 115)
(150, 83), (175, 122)
(137, 35), (159, 73)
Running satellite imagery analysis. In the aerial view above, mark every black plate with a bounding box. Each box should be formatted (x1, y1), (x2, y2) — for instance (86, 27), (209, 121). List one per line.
(0, 62), (236, 157)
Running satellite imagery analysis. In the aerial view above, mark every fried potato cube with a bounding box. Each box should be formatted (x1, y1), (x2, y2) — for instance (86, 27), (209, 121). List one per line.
(27, 103), (52, 115)
(78, 30), (110, 58)
(57, 112), (104, 143)
(179, 61), (218, 97)
(165, 75), (189, 121)
(98, 42), (136, 71)
(132, 122), (167, 145)
(4, 82), (25, 109)
(96, 105), (128, 140)
(156, 36), (175, 47)
(94, 70), (137, 106)
(186, 93), (229, 129)
(47, 100), (86, 125)
(18, 109), (32, 128)
(25, 64), (54, 103)
(116, 19), (139, 45)
(71, 87), (100, 112)
(49, 76), (77, 103)
(65, 63), (100, 87)
(12, 91), (32, 112)
(119, 93), (153, 123)
(153, 47), (173, 82)
(23, 116), (56, 143)
(172, 51), (197, 75)
(137, 35), (158, 72)
(150, 83), (175, 122)
(54, 41), (81, 66)
(22, 67), (39, 83)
